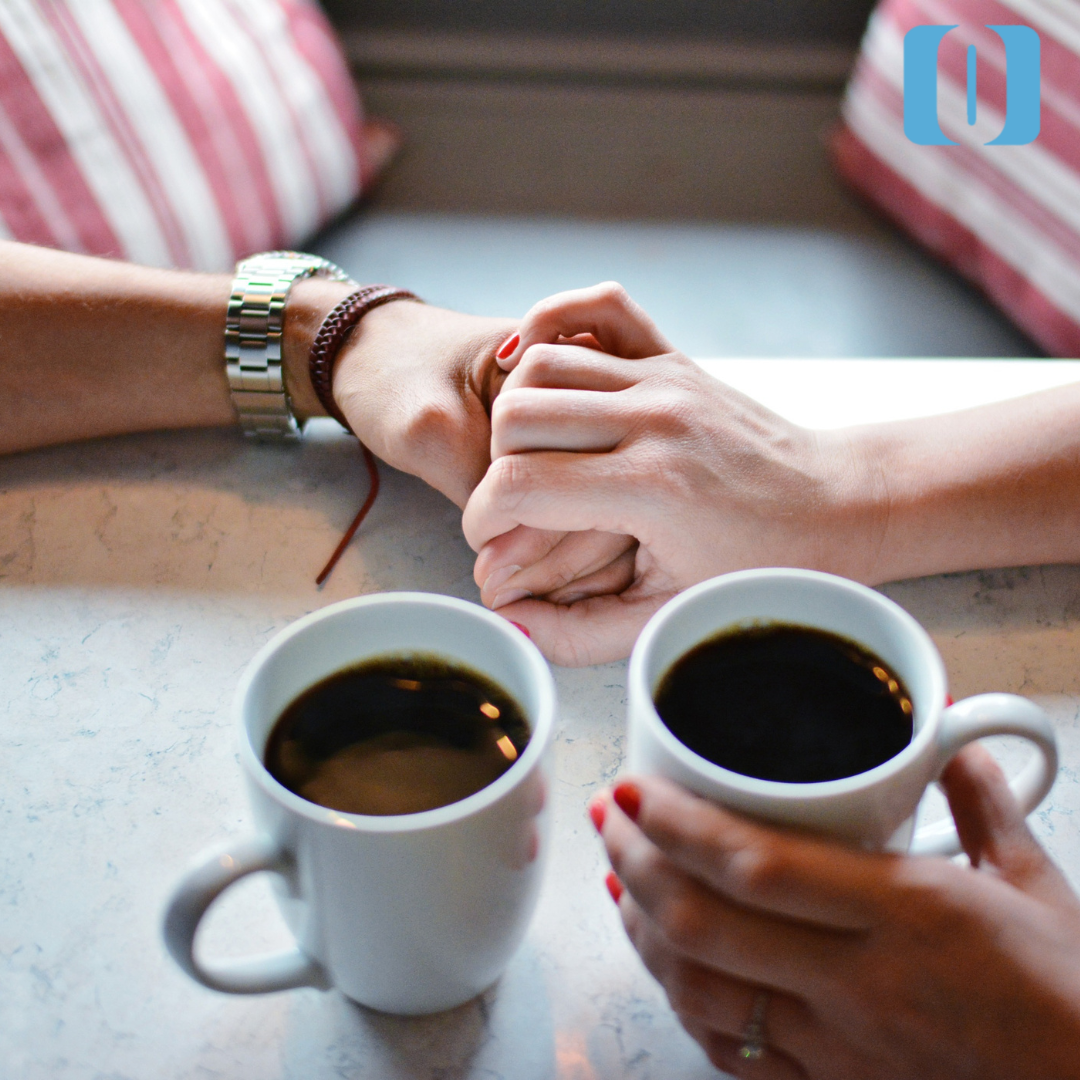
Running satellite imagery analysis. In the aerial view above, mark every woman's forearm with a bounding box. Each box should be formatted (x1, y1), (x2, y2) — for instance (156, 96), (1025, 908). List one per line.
(0, 242), (347, 454)
(0, 241), (515, 509)
(841, 380), (1080, 584)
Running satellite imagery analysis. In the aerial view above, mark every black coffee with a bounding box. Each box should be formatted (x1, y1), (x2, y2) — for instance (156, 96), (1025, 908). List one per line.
(265, 654), (530, 816)
(654, 624), (913, 784)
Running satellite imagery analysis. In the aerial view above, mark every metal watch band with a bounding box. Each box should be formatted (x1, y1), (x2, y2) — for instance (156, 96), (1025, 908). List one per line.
(225, 251), (355, 439)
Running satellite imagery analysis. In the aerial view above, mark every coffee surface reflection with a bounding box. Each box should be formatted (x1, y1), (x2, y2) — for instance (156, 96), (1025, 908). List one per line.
(265, 654), (531, 815)
(654, 624), (913, 784)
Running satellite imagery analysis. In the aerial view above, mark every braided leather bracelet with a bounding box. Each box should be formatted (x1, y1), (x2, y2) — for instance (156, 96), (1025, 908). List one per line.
(308, 285), (419, 433)
(308, 285), (419, 586)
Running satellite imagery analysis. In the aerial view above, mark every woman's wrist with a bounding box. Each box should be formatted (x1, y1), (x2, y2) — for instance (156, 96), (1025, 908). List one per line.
(330, 300), (515, 452)
(329, 297), (425, 447)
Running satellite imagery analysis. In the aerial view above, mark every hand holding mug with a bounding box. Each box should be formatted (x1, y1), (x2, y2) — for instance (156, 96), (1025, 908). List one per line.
(593, 760), (1080, 1080)
(625, 569), (1057, 853)
(587, 568), (1073, 1079)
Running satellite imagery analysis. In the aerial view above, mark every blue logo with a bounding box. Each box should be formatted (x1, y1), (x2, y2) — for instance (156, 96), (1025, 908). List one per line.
(904, 24), (1041, 146)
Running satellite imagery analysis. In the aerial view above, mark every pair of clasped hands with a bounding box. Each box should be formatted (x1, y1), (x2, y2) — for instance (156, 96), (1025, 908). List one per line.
(376, 279), (850, 668)
(341, 278), (920, 670)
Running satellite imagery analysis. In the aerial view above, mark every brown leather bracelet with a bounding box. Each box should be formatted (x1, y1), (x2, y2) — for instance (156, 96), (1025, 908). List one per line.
(308, 285), (420, 433)
(308, 284), (419, 587)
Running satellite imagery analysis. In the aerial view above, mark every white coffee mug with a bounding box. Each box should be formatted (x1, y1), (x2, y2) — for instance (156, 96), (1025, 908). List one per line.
(164, 592), (555, 1015)
(628, 569), (1058, 853)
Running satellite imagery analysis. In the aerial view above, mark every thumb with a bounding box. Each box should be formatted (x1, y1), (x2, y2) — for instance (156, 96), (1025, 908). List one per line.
(498, 282), (672, 370)
(942, 744), (1076, 906)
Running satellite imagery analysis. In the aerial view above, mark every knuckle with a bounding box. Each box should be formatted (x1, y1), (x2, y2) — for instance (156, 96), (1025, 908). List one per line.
(722, 842), (788, 900)
(595, 280), (632, 307)
(881, 863), (976, 945)
(895, 859), (952, 905)
(622, 385), (691, 445)
(664, 962), (713, 1020)
(532, 290), (574, 315)
(491, 389), (532, 430)
(516, 345), (563, 384)
(1010, 845), (1050, 883)
(648, 390), (697, 438)
(656, 887), (710, 951)
(534, 561), (577, 595)
(484, 454), (528, 511)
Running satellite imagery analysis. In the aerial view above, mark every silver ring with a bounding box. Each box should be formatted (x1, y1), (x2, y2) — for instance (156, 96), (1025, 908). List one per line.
(738, 989), (770, 1061)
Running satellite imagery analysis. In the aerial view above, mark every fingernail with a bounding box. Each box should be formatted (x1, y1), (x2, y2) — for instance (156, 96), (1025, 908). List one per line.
(492, 588), (532, 610)
(482, 564), (521, 596)
(613, 782), (641, 822)
(605, 871), (623, 903)
(945, 694), (954, 707)
(508, 620), (531, 639)
(587, 796), (606, 833)
(496, 333), (520, 360)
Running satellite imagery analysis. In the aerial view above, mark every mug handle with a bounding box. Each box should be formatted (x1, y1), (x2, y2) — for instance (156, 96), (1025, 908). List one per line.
(163, 834), (330, 994)
(909, 694), (1058, 857)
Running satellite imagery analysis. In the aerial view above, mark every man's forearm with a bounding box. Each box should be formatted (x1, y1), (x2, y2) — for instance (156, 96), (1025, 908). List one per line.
(0, 242), (350, 454)
(842, 381), (1080, 584)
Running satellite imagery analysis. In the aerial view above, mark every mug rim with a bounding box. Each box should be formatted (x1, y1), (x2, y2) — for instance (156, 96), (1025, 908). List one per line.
(235, 591), (556, 833)
(628, 568), (949, 801)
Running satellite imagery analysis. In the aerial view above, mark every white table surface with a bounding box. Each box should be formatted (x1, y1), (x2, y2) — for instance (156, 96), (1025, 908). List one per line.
(3, 359), (1080, 1080)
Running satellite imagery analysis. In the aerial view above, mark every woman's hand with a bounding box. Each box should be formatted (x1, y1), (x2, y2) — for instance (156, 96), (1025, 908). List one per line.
(463, 285), (879, 665)
(592, 749), (1080, 1079)
(331, 298), (517, 509)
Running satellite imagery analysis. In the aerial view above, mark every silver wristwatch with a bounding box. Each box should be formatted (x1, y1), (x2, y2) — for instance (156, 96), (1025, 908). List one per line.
(225, 251), (355, 439)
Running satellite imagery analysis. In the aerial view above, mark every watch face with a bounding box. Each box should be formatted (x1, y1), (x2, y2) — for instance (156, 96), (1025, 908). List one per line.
(240, 253), (352, 285)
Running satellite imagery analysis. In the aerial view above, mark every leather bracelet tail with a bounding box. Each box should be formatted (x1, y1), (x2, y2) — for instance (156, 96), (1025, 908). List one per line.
(316, 444), (380, 586)
(309, 284), (418, 586)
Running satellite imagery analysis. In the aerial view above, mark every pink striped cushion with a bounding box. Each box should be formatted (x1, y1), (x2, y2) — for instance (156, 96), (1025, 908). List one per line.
(833, 0), (1080, 357)
(0, 0), (391, 271)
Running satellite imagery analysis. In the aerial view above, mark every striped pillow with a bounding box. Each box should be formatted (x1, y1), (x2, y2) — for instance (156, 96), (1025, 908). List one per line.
(0, 0), (389, 271)
(833, 0), (1080, 357)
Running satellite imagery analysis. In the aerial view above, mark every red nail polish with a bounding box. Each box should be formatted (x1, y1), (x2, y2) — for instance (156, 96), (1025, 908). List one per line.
(588, 797), (605, 833)
(613, 782), (641, 822)
(496, 333), (520, 360)
(945, 694), (954, 707)
(605, 871), (623, 903)
(509, 621), (531, 639)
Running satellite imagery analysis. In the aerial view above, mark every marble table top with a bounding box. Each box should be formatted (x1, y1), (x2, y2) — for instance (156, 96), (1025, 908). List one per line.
(3, 360), (1080, 1080)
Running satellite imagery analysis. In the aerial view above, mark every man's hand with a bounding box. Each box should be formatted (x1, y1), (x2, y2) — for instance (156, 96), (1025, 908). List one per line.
(591, 751), (1080, 1079)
